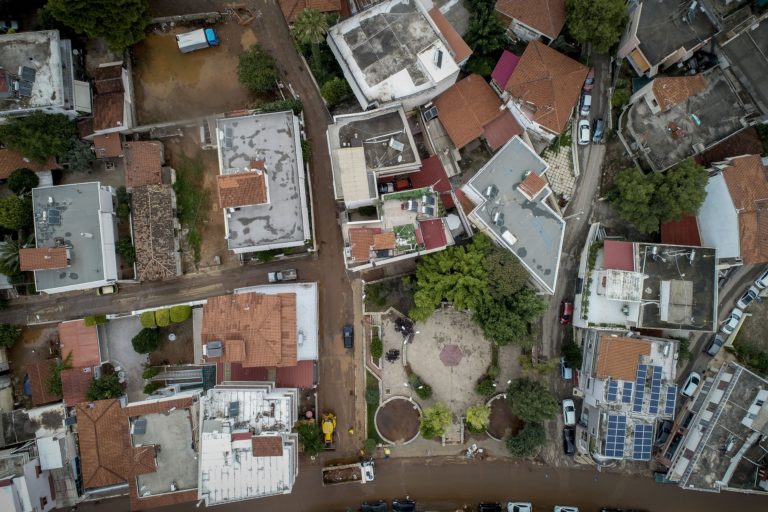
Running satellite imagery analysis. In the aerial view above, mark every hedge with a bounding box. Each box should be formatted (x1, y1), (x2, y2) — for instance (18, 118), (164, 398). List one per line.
(140, 311), (156, 328)
(155, 309), (171, 327)
(170, 305), (192, 323)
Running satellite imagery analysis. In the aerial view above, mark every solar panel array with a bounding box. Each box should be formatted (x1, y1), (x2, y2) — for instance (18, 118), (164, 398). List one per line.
(632, 424), (654, 460)
(604, 415), (627, 458)
(633, 364), (647, 413)
(665, 385), (677, 416)
(648, 366), (663, 415)
(622, 381), (633, 404)
(607, 379), (619, 402)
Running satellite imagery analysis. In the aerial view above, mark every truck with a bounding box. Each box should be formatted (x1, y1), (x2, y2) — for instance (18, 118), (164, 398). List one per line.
(267, 268), (297, 283)
(321, 460), (375, 486)
(176, 28), (220, 54)
(321, 413), (336, 450)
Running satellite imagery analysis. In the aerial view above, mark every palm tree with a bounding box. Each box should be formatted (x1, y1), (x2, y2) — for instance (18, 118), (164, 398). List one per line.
(292, 9), (330, 75)
(0, 234), (34, 277)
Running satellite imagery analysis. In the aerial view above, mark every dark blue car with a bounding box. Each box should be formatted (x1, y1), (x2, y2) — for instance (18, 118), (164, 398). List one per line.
(343, 324), (354, 348)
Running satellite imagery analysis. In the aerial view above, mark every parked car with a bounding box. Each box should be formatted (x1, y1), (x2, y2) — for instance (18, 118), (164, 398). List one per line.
(379, 177), (412, 194)
(559, 301), (573, 324)
(754, 268), (768, 289)
(577, 119), (590, 145)
(562, 398), (576, 426)
(721, 307), (744, 335)
(654, 419), (673, 447)
(560, 357), (573, 380)
(97, 284), (117, 296)
(736, 285), (760, 309)
(562, 427), (576, 455)
(555, 506), (578, 512)
(343, 324), (354, 348)
(681, 372), (701, 398)
(704, 334), (725, 357)
(479, 503), (502, 512)
(361, 501), (388, 512)
(580, 94), (592, 117)
(592, 118), (605, 143)
(507, 504), (532, 512)
(392, 498), (416, 512)
(583, 68), (595, 91)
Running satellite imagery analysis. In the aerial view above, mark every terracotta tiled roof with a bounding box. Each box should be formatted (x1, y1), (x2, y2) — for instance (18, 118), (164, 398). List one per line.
(60, 367), (93, 406)
(19, 247), (68, 271)
(93, 133), (123, 159)
(0, 148), (58, 179)
(93, 65), (124, 95)
(217, 172), (268, 208)
(124, 396), (196, 417)
(201, 292), (297, 368)
(59, 320), (101, 368)
(595, 336), (651, 381)
(434, 75), (507, 150)
(275, 360), (316, 388)
(373, 232), (396, 250)
(652, 75), (707, 112)
(661, 215), (702, 246)
(483, 110), (523, 151)
(428, 8), (473, 63)
(131, 185), (179, 281)
(495, 0), (566, 40)
(279, 0), (341, 23)
(348, 228), (379, 263)
(518, 171), (547, 199)
(505, 40), (588, 134)
(251, 436), (284, 457)
(454, 188), (478, 216)
(93, 92), (125, 131)
(28, 360), (60, 406)
(721, 155), (768, 264)
(124, 141), (163, 188)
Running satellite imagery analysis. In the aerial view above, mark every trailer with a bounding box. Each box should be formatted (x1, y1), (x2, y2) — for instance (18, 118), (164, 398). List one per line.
(176, 28), (220, 53)
(321, 460), (375, 486)
(267, 269), (298, 283)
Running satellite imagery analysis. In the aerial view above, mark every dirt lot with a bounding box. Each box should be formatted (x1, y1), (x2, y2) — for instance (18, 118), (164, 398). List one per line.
(149, 319), (195, 365)
(131, 21), (256, 124)
(733, 298), (768, 365)
(8, 325), (59, 406)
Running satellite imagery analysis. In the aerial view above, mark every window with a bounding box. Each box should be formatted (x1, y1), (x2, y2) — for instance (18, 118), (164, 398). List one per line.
(40, 496), (48, 508)
(35, 465), (42, 478)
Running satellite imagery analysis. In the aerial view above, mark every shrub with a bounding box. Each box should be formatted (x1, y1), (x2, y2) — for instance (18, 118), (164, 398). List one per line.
(170, 305), (192, 323)
(506, 422), (547, 457)
(0, 324), (22, 349)
(84, 315), (108, 326)
(296, 421), (323, 457)
(475, 376), (496, 396)
(143, 382), (162, 395)
(115, 187), (131, 223)
(142, 366), (161, 379)
(370, 335), (383, 360)
(140, 311), (156, 328)
(86, 373), (123, 401)
(7, 168), (39, 195)
(116, 237), (136, 265)
(487, 365), (500, 379)
(320, 76), (351, 106)
(466, 403), (491, 433)
(238, 46), (278, 93)
(258, 98), (303, 114)
(364, 438), (377, 454)
(154, 308), (171, 328)
(132, 328), (160, 354)
(419, 402), (452, 439)
(365, 385), (380, 405)
(409, 373), (433, 400)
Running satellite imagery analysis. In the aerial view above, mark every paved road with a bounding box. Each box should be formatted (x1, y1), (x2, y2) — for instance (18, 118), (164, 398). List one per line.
(72, 458), (767, 512)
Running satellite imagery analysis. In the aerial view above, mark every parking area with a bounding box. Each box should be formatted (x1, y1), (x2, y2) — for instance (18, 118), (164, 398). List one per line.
(100, 316), (148, 401)
(733, 296), (768, 353)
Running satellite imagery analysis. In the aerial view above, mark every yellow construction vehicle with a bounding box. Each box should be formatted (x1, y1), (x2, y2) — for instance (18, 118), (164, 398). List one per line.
(322, 413), (336, 450)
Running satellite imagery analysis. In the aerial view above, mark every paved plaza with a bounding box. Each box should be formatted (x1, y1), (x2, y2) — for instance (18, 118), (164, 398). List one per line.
(543, 145), (576, 199)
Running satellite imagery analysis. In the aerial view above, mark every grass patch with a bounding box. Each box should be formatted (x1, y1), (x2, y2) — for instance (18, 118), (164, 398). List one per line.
(173, 154), (209, 264)
(366, 370), (385, 444)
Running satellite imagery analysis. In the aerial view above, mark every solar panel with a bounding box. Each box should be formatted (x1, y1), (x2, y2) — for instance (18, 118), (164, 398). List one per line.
(632, 424), (654, 460)
(132, 418), (147, 435)
(20, 66), (36, 82)
(633, 364), (647, 413)
(46, 208), (61, 226)
(604, 415), (627, 458)
(228, 401), (239, 418)
(665, 385), (677, 416)
(622, 381), (633, 404)
(648, 366), (663, 415)
(607, 380), (618, 402)
(18, 80), (33, 98)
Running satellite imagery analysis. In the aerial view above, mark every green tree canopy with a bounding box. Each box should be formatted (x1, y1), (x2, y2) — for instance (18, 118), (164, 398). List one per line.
(46, 0), (150, 51)
(296, 421), (324, 457)
(608, 160), (708, 233)
(238, 46), (279, 94)
(463, 0), (506, 77)
(116, 238), (136, 265)
(0, 196), (33, 231)
(292, 8), (329, 46)
(131, 328), (160, 354)
(507, 378), (558, 423)
(561, 340), (583, 370)
(466, 403), (491, 433)
(0, 324), (21, 348)
(61, 139), (95, 171)
(86, 373), (124, 401)
(565, 0), (628, 53)
(47, 352), (73, 397)
(0, 112), (76, 162)
(7, 168), (39, 195)
(0, 234), (34, 277)
(484, 246), (530, 298)
(419, 402), (453, 439)
(321, 77), (351, 107)
(505, 422), (547, 457)
(473, 287), (547, 347)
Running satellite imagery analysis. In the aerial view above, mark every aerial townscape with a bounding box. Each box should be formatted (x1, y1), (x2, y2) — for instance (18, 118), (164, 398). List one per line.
(1, 1), (768, 512)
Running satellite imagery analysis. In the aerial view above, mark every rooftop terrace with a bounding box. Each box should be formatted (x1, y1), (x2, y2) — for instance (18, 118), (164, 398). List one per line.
(634, 0), (715, 66)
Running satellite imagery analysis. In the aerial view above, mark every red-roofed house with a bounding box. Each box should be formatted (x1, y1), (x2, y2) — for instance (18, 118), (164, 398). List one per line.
(603, 241), (635, 271)
(495, 0), (566, 43)
(419, 219), (449, 250)
(427, 8), (473, 66)
(661, 215), (702, 247)
(0, 148), (59, 181)
(409, 156), (454, 209)
(58, 320), (101, 368)
(89, 63), (134, 137)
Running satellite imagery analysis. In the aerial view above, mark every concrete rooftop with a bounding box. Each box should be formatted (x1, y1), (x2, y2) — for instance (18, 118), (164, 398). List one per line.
(721, 19), (768, 115)
(216, 111), (310, 252)
(636, 0), (715, 65)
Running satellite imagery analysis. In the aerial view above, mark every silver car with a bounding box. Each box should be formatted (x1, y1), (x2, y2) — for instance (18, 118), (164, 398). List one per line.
(721, 307), (744, 335)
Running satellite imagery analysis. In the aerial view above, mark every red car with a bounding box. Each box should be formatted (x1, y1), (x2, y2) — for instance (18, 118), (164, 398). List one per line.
(560, 301), (573, 324)
(583, 68), (595, 91)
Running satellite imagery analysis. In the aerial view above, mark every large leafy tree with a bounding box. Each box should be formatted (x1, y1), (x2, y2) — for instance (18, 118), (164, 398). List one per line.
(565, 0), (628, 53)
(131, 328), (160, 354)
(0, 234), (35, 276)
(46, 0), (150, 51)
(654, 158), (709, 222)
(463, 0), (506, 77)
(0, 112), (76, 163)
(473, 289), (547, 348)
(506, 422), (547, 457)
(0, 324), (22, 349)
(0, 196), (33, 231)
(86, 373), (124, 401)
(296, 421), (324, 456)
(7, 169), (39, 195)
(507, 378), (558, 423)
(484, 246), (530, 299)
(238, 46), (279, 94)
(293, 8), (329, 70)
(419, 402), (453, 439)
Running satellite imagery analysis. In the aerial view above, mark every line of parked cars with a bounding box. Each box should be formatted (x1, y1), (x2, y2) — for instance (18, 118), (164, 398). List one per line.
(576, 69), (606, 146)
(709, 268), (768, 357)
(360, 498), (415, 512)
(479, 504), (579, 512)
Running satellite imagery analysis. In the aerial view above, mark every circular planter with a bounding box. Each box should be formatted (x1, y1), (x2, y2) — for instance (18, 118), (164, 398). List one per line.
(375, 396), (422, 445)
(486, 393), (524, 441)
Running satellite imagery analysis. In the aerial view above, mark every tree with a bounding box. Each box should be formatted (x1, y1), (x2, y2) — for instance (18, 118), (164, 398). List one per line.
(320, 77), (351, 107)
(293, 8), (329, 72)
(655, 159), (709, 223)
(505, 422), (547, 457)
(45, 0), (150, 51)
(0, 234), (34, 277)
(61, 139), (95, 171)
(419, 402), (452, 440)
(561, 341), (583, 370)
(507, 378), (558, 423)
(484, 246), (530, 298)
(409, 235), (491, 321)
(0, 324), (21, 348)
(0, 196), (32, 231)
(115, 187), (131, 223)
(47, 352), (73, 397)
(238, 46), (279, 94)
(463, 0), (506, 78)
(116, 237), (136, 265)
(131, 328), (160, 354)
(565, 0), (628, 53)
(86, 373), (124, 401)
(473, 287), (547, 348)
(296, 421), (324, 456)
(7, 168), (39, 195)
(0, 112), (76, 162)
(370, 335), (383, 360)
(466, 403), (491, 433)
(409, 373), (433, 400)
(475, 375), (496, 396)
(608, 167), (661, 233)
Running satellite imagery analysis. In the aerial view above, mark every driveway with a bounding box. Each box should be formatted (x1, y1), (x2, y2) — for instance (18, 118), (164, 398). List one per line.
(101, 316), (147, 401)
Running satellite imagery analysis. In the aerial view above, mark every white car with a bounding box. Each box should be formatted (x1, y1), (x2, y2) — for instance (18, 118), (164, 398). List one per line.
(754, 268), (768, 289)
(736, 285), (760, 309)
(580, 94), (592, 116)
(721, 307), (744, 335)
(577, 120), (590, 145)
(681, 372), (701, 398)
(507, 503), (532, 512)
(562, 398), (576, 427)
(554, 507), (578, 512)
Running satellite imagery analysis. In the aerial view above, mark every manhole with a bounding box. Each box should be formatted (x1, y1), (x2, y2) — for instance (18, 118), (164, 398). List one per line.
(385, 388), (391, 394)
